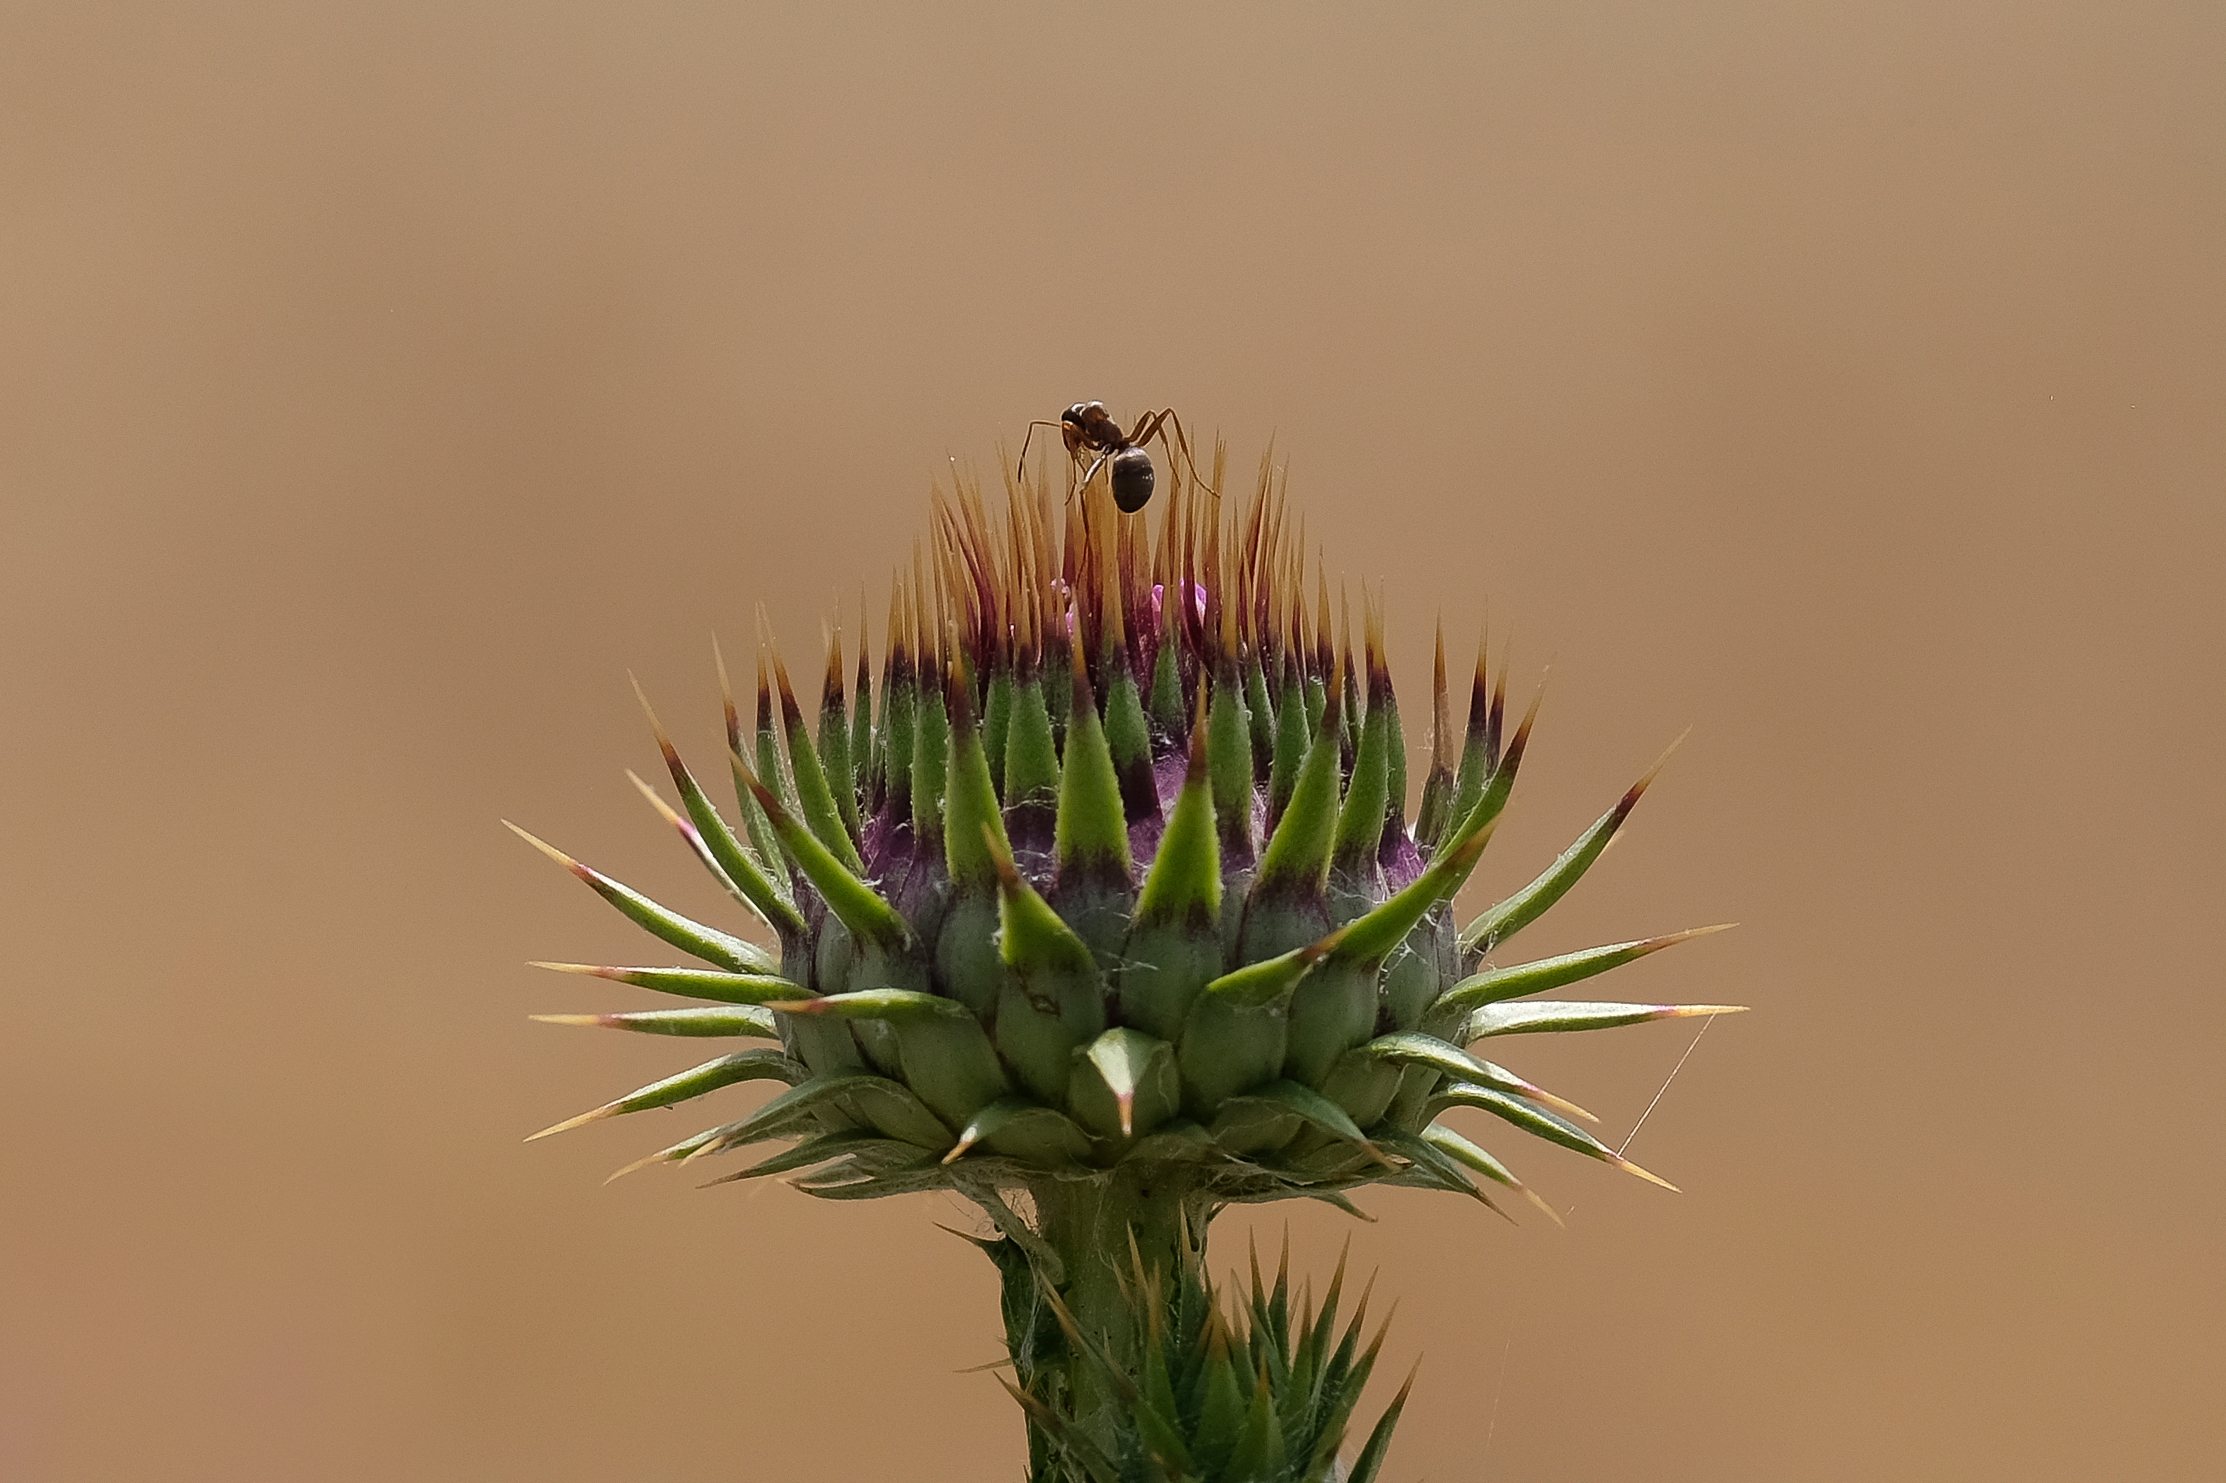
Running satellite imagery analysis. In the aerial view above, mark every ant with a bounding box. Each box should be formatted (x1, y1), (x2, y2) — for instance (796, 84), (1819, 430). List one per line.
(1016, 402), (1216, 514)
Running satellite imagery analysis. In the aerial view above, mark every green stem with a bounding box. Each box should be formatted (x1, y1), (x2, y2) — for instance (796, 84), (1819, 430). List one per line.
(1002, 1169), (1214, 1478)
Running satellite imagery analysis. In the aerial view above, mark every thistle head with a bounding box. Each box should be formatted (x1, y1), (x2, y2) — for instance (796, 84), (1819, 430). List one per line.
(520, 456), (1739, 1216)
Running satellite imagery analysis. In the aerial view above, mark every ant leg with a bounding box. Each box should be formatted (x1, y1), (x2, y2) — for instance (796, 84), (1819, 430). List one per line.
(1129, 409), (1219, 499)
(1054, 451), (1109, 510)
(1015, 419), (1071, 488)
(1164, 410), (1220, 500)
(1126, 408), (1170, 445)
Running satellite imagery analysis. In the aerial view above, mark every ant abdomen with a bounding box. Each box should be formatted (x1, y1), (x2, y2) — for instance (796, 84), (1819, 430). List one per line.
(1109, 447), (1155, 513)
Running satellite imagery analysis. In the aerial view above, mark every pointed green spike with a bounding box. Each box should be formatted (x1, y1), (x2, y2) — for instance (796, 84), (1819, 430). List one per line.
(732, 752), (912, 953)
(1243, 646), (1276, 782)
(1418, 1120), (1522, 1193)
(814, 1136), (956, 1183)
(752, 1140), (945, 1195)
(523, 1047), (800, 1141)
(1338, 648), (1361, 768)
(945, 1096), (1094, 1167)
(771, 648), (865, 873)
(506, 823), (774, 974)
(1129, 1394), (1193, 1481)
(1226, 1370), (1280, 1480)
(1120, 718), (1225, 1040)
(1373, 1126), (1503, 1206)
(1437, 925), (1734, 1017)
(1446, 681), (1539, 853)
(1460, 744), (1677, 954)
(1231, 892), (1356, 1092)
(1001, 670), (1058, 837)
(1133, 713), (1220, 928)
(1265, 657), (1309, 832)
(1200, 930), (1343, 1010)
(1002, 1378), (1124, 1483)
(1313, 1039), (1408, 1128)
(793, 1157), (951, 1199)
(625, 767), (743, 894)
(1463, 999), (1748, 1040)
(1380, 911), (1458, 1032)
(1362, 612), (1409, 860)
(1100, 645), (1159, 825)
(1119, 1120), (1216, 1165)
(983, 989), (1093, 1112)
(1325, 824), (1491, 968)
(817, 634), (862, 844)
(989, 832), (1099, 981)
(911, 676), (951, 853)
(1415, 623), (1455, 850)
(1302, 1244), (1351, 1380)
(717, 640), (787, 881)
(607, 1122), (751, 1180)
(632, 680), (807, 938)
(1207, 658), (1255, 862)
(850, 606), (874, 807)
(1345, 1368), (1416, 1483)
(768, 987), (967, 1021)
(979, 665), (1013, 797)
(1280, 942), (1380, 1090)
(699, 1130), (892, 1186)
(1329, 684), (1391, 883)
(1041, 627), (1071, 739)
(879, 622), (917, 825)
(1068, 1027), (1178, 1139)
(1252, 682), (1342, 903)
(607, 1123), (737, 1178)
(1147, 615), (1185, 739)
(934, 662), (1013, 1021)
(1451, 654), (1522, 837)
(1053, 632), (1132, 880)
(684, 1082), (867, 1160)
(942, 659), (1012, 889)
(1267, 1229), (1292, 1336)
(1422, 1122), (1561, 1222)
(831, 1074), (955, 1150)
(1485, 652), (1507, 765)
(530, 1006), (779, 1038)
(771, 989), (1010, 1130)
(1216, 1079), (1389, 1165)
(1351, 1031), (1595, 1122)
(987, 830), (1106, 1100)
(805, 918), (877, 1069)
(1140, 1306), (1183, 1424)
(1430, 1082), (1679, 1190)
(706, 1071), (938, 1157)
(753, 651), (793, 809)
(1192, 1328), (1248, 1478)
(1381, 702), (1407, 849)
(752, 656), (806, 892)
(527, 961), (809, 1004)
(1326, 1268), (1378, 1379)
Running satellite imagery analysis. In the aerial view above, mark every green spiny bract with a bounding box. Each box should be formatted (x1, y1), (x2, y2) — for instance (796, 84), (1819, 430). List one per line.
(519, 462), (1740, 1481)
(988, 1226), (1411, 1483)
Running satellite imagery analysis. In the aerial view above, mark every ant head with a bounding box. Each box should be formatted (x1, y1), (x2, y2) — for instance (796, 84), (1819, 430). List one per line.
(1065, 402), (1110, 430)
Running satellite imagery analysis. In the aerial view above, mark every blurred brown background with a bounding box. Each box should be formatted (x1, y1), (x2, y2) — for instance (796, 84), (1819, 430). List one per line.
(3, 3), (2220, 1479)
